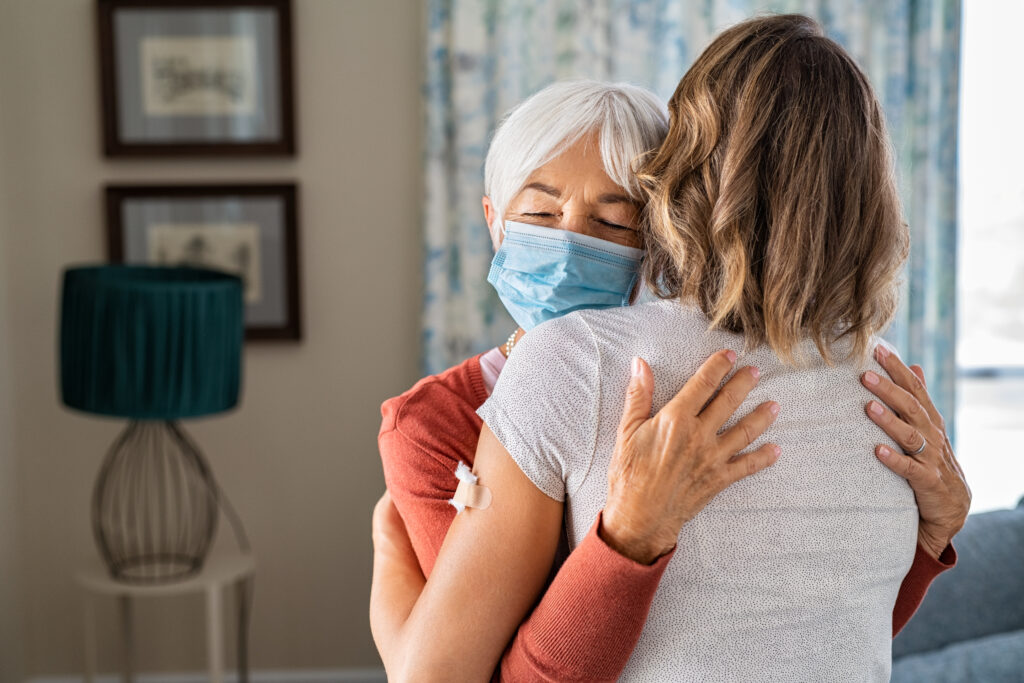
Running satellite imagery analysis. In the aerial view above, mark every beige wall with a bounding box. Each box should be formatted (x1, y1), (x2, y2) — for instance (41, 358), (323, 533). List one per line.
(0, 5), (27, 680)
(0, 206), (26, 683)
(0, 0), (422, 674)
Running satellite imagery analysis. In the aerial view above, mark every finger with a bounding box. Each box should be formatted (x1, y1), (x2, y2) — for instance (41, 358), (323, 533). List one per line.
(906, 363), (948, 434)
(907, 363), (948, 435)
(725, 443), (781, 484)
(865, 400), (928, 456)
(875, 345), (944, 429)
(700, 365), (761, 429)
(373, 490), (393, 517)
(664, 349), (737, 417)
(875, 444), (929, 484)
(717, 401), (780, 454)
(861, 369), (934, 435)
(618, 357), (655, 439)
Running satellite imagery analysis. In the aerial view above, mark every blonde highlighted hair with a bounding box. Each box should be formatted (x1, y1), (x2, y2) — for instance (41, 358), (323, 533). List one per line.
(638, 14), (908, 363)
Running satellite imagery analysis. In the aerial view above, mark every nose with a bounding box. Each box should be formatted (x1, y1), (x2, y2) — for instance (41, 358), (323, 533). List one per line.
(556, 209), (590, 235)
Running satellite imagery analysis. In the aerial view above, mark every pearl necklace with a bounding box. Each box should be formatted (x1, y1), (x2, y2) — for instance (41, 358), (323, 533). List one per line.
(505, 329), (519, 357)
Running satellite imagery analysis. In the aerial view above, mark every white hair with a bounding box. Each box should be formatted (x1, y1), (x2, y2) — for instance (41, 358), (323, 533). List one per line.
(484, 80), (669, 227)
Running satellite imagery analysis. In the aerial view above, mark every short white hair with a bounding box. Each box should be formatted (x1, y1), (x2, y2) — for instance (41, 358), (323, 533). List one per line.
(484, 80), (668, 224)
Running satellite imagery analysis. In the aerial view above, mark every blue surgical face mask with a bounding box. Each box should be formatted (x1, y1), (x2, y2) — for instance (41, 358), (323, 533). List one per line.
(487, 221), (644, 330)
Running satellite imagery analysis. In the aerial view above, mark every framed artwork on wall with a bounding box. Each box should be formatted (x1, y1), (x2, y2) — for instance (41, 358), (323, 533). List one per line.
(97, 0), (295, 156)
(106, 183), (302, 340)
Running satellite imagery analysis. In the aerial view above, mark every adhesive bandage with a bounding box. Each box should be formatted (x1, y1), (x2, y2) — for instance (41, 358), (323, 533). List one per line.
(449, 461), (492, 513)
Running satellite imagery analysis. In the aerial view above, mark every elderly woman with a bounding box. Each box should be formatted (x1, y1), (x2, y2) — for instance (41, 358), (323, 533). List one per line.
(372, 64), (966, 680)
(374, 81), (694, 681)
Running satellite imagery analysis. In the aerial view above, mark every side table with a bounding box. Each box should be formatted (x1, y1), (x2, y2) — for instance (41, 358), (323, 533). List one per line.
(76, 553), (255, 683)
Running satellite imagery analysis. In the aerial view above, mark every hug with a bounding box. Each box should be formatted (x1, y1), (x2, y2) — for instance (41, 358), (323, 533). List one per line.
(372, 14), (969, 682)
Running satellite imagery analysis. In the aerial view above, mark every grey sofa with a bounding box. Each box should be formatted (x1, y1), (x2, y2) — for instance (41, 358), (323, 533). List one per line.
(891, 497), (1024, 682)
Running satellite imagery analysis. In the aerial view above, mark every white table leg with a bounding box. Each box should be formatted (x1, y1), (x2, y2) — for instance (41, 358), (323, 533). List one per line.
(235, 577), (251, 683)
(206, 584), (224, 683)
(119, 596), (134, 683)
(83, 594), (97, 683)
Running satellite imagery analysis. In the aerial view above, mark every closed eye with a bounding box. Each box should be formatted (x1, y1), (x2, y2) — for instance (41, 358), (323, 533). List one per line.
(596, 218), (633, 231)
(522, 213), (633, 232)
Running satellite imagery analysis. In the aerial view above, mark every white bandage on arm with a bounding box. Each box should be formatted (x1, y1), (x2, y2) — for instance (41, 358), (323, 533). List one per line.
(448, 461), (492, 514)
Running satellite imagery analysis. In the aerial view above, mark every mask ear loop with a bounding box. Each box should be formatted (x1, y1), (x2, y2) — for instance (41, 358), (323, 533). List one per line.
(622, 255), (651, 304)
(487, 219), (507, 253)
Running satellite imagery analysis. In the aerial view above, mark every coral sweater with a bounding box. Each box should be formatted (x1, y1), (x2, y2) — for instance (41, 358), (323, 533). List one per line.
(378, 353), (956, 682)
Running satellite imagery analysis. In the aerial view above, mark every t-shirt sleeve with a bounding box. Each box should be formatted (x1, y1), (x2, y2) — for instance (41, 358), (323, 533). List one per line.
(476, 314), (600, 502)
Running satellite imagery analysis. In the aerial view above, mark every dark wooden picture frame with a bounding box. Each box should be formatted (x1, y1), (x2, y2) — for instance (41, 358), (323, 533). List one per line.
(106, 183), (302, 340)
(97, 0), (295, 157)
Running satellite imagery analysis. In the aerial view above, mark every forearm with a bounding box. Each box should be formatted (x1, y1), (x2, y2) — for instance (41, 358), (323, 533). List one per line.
(499, 512), (673, 682)
(369, 533), (426, 676)
(382, 428), (563, 683)
(892, 540), (957, 637)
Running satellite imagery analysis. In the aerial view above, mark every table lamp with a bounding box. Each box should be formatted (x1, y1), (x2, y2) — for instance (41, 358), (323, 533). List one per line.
(60, 265), (243, 583)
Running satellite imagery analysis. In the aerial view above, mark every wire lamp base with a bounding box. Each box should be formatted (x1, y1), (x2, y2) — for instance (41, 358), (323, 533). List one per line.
(92, 420), (218, 583)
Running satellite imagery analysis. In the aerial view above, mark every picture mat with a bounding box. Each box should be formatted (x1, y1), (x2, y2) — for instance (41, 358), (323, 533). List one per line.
(114, 7), (281, 142)
(122, 196), (287, 326)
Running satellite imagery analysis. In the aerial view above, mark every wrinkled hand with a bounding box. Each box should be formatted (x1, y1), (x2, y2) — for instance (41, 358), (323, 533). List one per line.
(861, 345), (971, 560)
(601, 350), (781, 564)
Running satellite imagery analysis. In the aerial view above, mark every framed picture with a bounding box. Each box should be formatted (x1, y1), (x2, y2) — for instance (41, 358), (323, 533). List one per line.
(106, 183), (302, 340)
(97, 0), (295, 156)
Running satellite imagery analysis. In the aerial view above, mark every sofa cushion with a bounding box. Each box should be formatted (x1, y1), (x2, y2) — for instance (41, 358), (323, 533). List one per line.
(892, 499), (1024, 658)
(891, 627), (1024, 683)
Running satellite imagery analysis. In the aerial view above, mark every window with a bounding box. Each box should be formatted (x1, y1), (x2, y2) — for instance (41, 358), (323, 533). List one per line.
(956, 0), (1024, 513)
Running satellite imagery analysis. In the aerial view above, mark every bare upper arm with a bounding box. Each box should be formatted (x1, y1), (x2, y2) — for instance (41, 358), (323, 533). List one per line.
(395, 423), (564, 682)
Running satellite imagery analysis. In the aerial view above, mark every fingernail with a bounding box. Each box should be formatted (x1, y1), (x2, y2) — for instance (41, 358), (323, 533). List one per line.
(726, 350), (737, 364)
(772, 445), (781, 457)
(876, 344), (890, 360)
(878, 445), (892, 457)
(863, 371), (879, 385)
(749, 366), (760, 380)
(631, 357), (642, 377)
(869, 401), (884, 416)
(769, 402), (780, 416)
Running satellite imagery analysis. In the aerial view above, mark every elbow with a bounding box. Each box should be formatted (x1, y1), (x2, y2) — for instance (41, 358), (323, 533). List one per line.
(390, 662), (456, 683)
(390, 644), (480, 683)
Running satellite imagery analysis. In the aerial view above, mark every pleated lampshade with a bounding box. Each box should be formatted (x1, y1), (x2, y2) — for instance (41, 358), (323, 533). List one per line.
(60, 265), (243, 419)
(59, 265), (245, 582)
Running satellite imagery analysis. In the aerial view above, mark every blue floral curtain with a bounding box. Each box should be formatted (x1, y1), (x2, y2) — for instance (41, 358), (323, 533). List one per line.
(422, 0), (960, 426)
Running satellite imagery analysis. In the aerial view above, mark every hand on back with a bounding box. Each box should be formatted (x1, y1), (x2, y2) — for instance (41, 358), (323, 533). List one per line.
(601, 350), (781, 564)
(861, 345), (970, 560)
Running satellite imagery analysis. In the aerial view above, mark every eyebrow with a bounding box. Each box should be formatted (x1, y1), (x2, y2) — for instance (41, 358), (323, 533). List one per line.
(522, 182), (561, 198)
(522, 183), (633, 205)
(597, 193), (633, 205)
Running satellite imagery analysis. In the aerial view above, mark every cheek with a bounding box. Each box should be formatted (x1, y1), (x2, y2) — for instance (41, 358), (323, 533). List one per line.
(488, 224), (503, 251)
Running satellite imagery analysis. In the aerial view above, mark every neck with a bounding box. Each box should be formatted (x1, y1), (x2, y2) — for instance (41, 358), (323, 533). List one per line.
(500, 328), (525, 358)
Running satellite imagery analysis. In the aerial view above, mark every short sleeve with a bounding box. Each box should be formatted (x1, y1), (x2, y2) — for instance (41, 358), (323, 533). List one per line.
(476, 314), (601, 502)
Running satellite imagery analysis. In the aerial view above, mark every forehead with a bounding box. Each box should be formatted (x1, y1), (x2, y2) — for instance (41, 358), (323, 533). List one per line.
(520, 136), (627, 196)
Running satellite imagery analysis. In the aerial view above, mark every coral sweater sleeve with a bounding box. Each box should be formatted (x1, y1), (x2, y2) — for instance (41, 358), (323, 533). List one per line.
(379, 354), (672, 681)
(378, 354), (956, 680)
(892, 541), (957, 636)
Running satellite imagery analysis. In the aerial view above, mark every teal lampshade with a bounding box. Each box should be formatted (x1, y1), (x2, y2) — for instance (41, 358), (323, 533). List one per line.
(60, 265), (244, 419)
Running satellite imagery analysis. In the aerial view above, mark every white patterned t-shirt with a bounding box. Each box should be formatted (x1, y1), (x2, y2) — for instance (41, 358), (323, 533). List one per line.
(477, 300), (918, 682)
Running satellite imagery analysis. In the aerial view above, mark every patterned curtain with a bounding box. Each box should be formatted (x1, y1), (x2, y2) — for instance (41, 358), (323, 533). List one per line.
(422, 0), (960, 426)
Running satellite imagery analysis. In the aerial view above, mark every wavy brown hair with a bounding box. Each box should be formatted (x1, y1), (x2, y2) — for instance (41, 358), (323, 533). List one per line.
(638, 14), (908, 363)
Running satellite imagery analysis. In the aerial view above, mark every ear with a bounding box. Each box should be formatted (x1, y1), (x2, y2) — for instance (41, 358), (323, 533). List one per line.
(482, 196), (502, 251)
